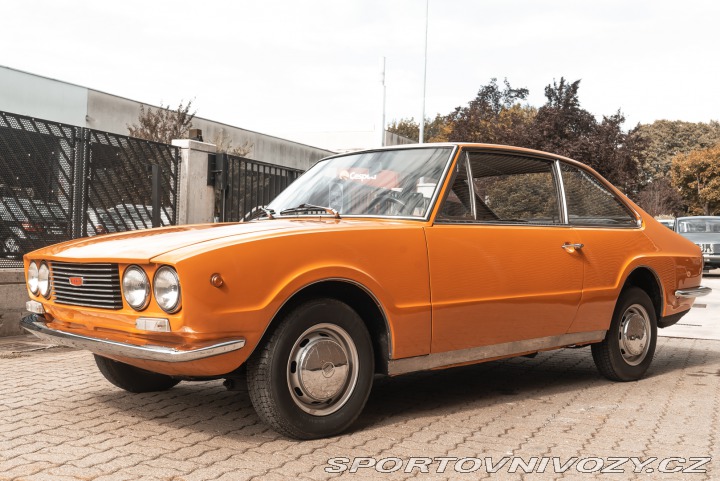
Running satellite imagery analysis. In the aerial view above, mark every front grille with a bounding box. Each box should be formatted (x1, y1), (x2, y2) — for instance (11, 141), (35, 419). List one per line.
(50, 262), (123, 310)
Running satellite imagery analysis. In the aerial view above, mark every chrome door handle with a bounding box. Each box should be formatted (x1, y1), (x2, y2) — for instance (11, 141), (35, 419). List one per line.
(562, 243), (584, 251)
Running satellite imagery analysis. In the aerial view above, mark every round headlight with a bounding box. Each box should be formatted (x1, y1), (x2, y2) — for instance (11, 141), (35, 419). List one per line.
(123, 266), (150, 310)
(38, 262), (50, 298)
(28, 261), (39, 294)
(154, 266), (181, 313)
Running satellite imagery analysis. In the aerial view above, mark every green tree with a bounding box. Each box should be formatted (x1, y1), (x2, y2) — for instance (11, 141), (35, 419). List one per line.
(671, 145), (720, 215)
(634, 120), (720, 182)
(528, 78), (644, 193)
(211, 128), (253, 157)
(127, 100), (196, 144)
(386, 114), (448, 143)
(635, 177), (684, 216)
(443, 78), (533, 145)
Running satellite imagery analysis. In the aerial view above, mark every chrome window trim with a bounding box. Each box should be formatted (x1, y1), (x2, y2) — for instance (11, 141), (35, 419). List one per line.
(554, 160), (569, 224)
(465, 152), (477, 220)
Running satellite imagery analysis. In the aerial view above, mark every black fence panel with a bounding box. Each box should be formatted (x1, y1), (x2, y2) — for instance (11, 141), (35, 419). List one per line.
(0, 112), (76, 267)
(83, 128), (179, 237)
(219, 155), (303, 222)
(0, 110), (180, 268)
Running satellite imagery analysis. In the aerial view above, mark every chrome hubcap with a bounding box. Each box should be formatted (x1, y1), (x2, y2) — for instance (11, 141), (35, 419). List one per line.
(618, 304), (651, 366)
(287, 323), (358, 416)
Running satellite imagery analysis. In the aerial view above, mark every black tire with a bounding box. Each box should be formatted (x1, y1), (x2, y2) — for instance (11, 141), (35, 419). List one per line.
(592, 287), (657, 382)
(247, 298), (374, 439)
(94, 355), (180, 393)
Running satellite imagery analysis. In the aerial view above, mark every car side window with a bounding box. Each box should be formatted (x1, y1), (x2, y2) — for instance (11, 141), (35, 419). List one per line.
(560, 163), (637, 227)
(436, 157), (473, 221)
(468, 152), (561, 224)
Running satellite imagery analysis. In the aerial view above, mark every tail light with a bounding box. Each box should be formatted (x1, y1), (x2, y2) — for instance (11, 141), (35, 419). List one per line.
(22, 221), (43, 233)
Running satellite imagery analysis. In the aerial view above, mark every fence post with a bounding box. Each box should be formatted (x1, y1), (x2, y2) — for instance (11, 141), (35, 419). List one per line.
(172, 139), (217, 225)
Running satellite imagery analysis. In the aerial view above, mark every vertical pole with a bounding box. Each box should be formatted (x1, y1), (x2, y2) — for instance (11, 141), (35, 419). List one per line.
(150, 164), (161, 228)
(379, 56), (386, 147)
(419, 0), (429, 144)
(71, 127), (89, 238)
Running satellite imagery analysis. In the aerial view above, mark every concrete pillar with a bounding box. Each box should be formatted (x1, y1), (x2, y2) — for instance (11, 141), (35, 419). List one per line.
(0, 270), (28, 337)
(172, 139), (217, 225)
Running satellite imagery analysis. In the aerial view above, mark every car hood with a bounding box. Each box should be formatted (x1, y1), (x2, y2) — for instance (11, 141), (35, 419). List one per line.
(678, 232), (720, 244)
(28, 218), (410, 263)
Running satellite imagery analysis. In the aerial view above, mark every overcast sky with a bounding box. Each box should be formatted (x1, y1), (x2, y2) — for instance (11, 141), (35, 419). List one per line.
(3, 0), (719, 138)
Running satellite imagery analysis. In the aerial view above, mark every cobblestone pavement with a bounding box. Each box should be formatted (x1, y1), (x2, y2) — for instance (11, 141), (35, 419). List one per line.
(1, 337), (718, 481)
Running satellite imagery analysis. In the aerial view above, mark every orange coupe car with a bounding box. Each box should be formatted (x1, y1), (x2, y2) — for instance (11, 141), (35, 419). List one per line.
(22, 144), (710, 439)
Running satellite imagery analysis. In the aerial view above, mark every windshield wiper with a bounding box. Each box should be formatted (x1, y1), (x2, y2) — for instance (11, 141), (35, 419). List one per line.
(245, 206), (275, 221)
(279, 203), (341, 219)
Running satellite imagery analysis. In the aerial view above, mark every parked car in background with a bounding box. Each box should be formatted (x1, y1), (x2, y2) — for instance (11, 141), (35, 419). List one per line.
(108, 204), (171, 229)
(86, 205), (171, 236)
(675, 216), (720, 270)
(1, 197), (69, 258)
(22, 144), (710, 439)
(656, 218), (675, 230)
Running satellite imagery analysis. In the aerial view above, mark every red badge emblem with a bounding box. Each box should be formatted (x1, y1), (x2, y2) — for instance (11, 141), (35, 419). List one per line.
(69, 277), (84, 287)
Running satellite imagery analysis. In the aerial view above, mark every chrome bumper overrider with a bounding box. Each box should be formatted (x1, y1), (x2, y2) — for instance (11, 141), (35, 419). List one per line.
(675, 286), (712, 298)
(21, 314), (246, 363)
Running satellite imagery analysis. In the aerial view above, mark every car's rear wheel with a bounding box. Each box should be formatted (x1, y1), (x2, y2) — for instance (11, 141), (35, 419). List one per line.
(94, 355), (180, 393)
(592, 287), (657, 381)
(247, 298), (374, 439)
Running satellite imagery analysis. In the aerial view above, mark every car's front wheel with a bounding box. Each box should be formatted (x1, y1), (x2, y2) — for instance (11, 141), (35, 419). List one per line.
(592, 287), (657, 381)
(94, 355), (180, 393)
(247, 298), (374, 439)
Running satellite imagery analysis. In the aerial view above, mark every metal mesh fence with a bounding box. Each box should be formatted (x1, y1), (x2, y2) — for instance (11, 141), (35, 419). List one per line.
(219, 155), (303, 222)
(83, 129), (179, 237)
(0, 110), (180, 268)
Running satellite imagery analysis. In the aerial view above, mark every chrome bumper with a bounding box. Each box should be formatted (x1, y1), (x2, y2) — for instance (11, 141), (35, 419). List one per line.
(675, 286), (712, 298)
(21, 314), (246, 363)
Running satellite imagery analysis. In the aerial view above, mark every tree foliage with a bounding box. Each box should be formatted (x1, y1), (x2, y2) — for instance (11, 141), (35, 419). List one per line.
(386, 114), (448, 143)
(211, 128), (253, 157)
(671, 145), (720, 215)
(527, 79), (645, 193)
(127, 100), (196, 144)
(634, 120), (720, 182)
(444, 78), (534, 145)
(635, 178), (684, 217)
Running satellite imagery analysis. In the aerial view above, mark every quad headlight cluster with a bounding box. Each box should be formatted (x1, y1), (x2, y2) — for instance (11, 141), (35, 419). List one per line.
(123, 265), (182, 313)
(27, 261), (50, 298)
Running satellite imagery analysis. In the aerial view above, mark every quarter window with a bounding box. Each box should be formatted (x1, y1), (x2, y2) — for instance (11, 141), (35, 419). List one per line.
(560, 163), (637, 227)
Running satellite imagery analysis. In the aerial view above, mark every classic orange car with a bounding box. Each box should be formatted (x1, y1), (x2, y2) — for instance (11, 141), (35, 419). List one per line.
(22, 144), (710, 439)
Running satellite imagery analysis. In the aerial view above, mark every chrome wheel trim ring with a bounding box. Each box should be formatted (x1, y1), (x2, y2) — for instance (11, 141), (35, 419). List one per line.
(287, 323), (359, 416)
(618, 304), (651, 366)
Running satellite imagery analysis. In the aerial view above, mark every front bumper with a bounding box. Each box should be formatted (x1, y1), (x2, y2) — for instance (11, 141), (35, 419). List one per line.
(675, 286), (712, 298)
(21, 314), (246, 363)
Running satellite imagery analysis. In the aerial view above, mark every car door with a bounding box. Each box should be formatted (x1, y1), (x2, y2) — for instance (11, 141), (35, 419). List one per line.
(556, 161), (650, 334)
(425, 150), (584, 353)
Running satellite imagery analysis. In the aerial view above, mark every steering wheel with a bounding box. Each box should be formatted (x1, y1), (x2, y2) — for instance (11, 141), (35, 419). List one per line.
(367, 194), (406, 215)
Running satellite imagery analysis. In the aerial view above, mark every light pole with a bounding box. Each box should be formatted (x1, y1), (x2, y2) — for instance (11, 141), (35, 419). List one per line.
(419, 0), (429, 144)
(379, 56), (386, 147)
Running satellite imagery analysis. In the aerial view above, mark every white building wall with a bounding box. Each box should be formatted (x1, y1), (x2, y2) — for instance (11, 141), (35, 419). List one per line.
(0, 65), (87, 126)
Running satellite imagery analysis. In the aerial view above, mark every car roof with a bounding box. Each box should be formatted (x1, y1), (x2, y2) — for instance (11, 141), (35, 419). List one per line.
(323, 143), (589, 169)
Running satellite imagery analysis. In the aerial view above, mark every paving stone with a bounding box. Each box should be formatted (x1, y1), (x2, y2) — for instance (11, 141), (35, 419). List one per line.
(0, 338), (718, 479)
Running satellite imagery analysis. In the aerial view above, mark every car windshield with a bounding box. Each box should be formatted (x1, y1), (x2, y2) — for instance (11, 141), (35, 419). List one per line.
(267, 147), (453, 218)
(676, 218), (720, 233)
